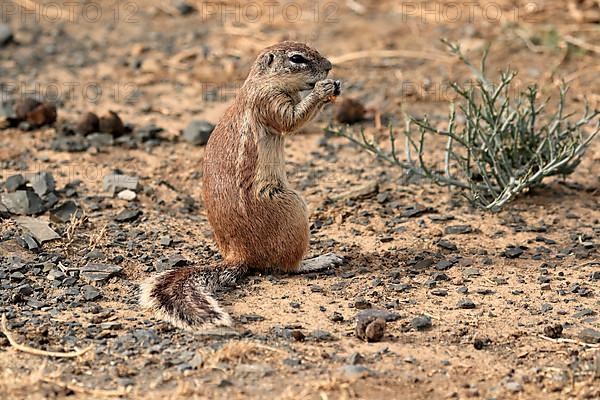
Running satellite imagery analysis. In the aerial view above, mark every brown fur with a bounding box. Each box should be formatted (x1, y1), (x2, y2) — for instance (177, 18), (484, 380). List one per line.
(140, 41), (339, 331)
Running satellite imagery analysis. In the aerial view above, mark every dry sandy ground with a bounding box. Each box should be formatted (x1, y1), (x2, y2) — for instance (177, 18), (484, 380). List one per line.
(0, 1), (599, 399)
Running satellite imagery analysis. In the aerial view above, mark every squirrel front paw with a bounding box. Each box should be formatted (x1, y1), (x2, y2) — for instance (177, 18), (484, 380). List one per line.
(314, 79), (342, 102)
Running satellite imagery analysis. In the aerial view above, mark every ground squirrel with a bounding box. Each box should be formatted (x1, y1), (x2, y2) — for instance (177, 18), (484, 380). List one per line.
(140, 42), (343, 331)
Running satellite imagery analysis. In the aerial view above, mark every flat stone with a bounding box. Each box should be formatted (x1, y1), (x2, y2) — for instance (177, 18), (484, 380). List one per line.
(435, 260), (455, 270)
(103, 173), (139, 195)
(573, 309), (596, 318)
(310, 330), (334, 341)
(331, 182), (378, 202)
(182, 120), (214, 145)
(444, 225), (472, 234)
(81, 285), (102, 301)
(155, 254), (188, 272)
(1, 191), (44, 215)
(114, 209), (142, 222)
(80, 263), (122, 283)
(17, 234), (39, 251)
(504, 247), (524, 258)
(14, 216), (60, 243)
(26, 172), (55, 196)
(579, 328), (600, 344)
(463, 267), (481, 278)
(50, 135), (89, 152)
(47, 269), (66, 281)
(50, 201), (82, 223)
(356, 308), (401, 322)
(4, 175), (26, 192)
(437, 240), (458, 251)
(401, 205), (435, 218)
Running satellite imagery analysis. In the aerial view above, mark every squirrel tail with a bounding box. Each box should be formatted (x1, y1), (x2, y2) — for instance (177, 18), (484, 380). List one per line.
(139, 262), (247, 331)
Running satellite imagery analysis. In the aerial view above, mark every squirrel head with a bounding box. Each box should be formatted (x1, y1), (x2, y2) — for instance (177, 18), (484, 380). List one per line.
(249, 41), (333, 92)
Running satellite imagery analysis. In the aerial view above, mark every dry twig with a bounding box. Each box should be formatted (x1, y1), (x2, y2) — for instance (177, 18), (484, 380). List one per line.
(1, 314), (93, 358)
(538, 334), (600, 349)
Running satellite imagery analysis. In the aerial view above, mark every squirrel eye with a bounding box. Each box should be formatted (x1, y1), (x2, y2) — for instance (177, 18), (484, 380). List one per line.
(289, 54), (308, 64)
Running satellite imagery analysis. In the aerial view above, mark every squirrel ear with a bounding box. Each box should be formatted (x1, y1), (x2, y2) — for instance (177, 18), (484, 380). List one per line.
(261, 52), (274, 68)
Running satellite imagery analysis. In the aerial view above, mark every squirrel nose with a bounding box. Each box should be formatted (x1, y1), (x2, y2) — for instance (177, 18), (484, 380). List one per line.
(324, 60), (332, 71)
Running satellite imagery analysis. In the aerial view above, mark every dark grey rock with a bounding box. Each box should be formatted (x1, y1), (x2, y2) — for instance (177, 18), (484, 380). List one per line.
(391, 283), (411, 292)
(431, 272), (449, 281)
(47, 269), (66, 281)
(175, 1), (196, 15)
(50, 201), (82, 223)
(16, 284), (34, 297)
(356, 308), (401, 322)
(504, 246), (524, 258)
(437, 240), (458, 251)
(81, 285), (101, 301)
(330, 311), (344, 322)
(410, 315), (432, 330)
(354, 298), (371, 309)
(182, 120), (214, 145)
(114, 209), (142, 222)
(50, 135), (89, 152)
(85, 249), (106, 260)
(435, 260), (455, 270)
(27, 172), (55, 196)
(457, 298), (476, 309)
(155, 254), (188, 272)
(10, 271), (25, 280)
(239, 313), (265, 323)
(4, 175), (26, 192)
(0, 24), (13, 46)
(16, 234), (39, 251)
(1, 191), (45, 215)
(573, 309), (595, 318)
(444, 225), (472, 234)
(80, 263), (122, 283)
(310, 330), (334, 341)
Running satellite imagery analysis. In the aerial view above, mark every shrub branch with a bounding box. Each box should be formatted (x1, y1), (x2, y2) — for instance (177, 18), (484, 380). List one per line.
(329, 41), (600, 211)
